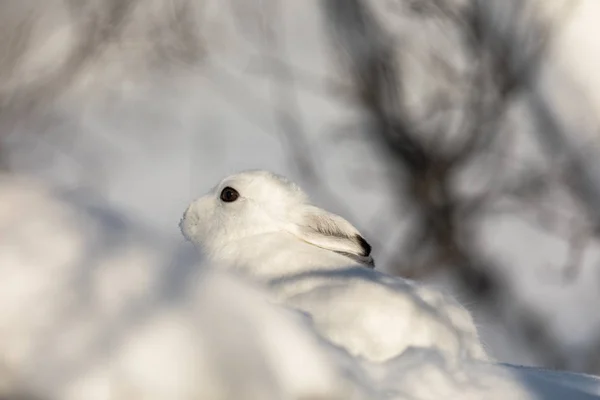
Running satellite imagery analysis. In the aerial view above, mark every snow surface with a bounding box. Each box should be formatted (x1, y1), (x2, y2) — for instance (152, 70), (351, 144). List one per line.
(2, 174), (600, 399)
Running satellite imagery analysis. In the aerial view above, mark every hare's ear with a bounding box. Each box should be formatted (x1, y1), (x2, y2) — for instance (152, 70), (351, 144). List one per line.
(286, 205), (374, 267)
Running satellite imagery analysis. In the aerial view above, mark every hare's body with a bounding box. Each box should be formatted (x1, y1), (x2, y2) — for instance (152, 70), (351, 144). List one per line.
(181, 170), (488, 362)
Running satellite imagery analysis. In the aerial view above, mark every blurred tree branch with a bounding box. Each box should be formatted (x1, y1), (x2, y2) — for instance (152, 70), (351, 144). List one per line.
(322, 0), (599, 372)
(0, 0), (204, 175)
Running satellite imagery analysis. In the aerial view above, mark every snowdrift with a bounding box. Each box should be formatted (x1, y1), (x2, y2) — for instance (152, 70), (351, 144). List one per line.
(1, 173), (600, 400)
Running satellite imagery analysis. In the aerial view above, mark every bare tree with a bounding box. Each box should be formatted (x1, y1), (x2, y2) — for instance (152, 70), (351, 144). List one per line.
(0, 0), (204, 175)
(322, 0), (600, 372)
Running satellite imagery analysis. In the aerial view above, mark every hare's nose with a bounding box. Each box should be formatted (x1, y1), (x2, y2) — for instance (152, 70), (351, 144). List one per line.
(179, 206), (192, 233)
(181, 207), (190, 221)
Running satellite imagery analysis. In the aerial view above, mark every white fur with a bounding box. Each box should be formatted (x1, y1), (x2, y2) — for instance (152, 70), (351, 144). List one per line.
(180, 170), (489, 362)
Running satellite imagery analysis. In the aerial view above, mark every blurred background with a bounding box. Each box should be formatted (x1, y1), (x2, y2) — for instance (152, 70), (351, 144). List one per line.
(2, 0), (600, 375)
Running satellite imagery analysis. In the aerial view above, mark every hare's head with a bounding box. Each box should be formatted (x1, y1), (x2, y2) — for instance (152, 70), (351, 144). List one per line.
(180, 170), (374, 267)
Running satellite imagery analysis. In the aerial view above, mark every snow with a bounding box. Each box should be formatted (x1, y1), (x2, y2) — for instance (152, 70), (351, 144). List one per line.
(2, 173), (600, 399)
(0, 173), (361, 399)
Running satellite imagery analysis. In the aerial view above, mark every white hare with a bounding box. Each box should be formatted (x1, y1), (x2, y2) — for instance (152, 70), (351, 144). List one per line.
(180, 170), (489, 362)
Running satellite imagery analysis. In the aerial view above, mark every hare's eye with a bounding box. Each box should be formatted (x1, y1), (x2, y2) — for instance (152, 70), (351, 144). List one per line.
(220, 187), (240, 203)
